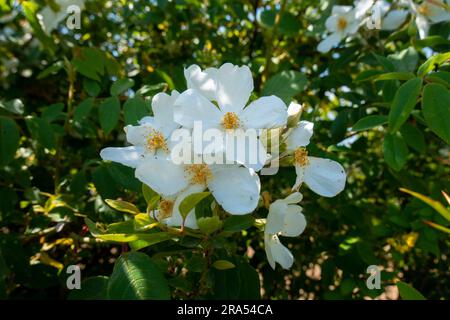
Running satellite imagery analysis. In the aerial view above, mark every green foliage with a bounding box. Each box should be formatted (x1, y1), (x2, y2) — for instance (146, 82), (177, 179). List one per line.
(0, 0), (449, 301)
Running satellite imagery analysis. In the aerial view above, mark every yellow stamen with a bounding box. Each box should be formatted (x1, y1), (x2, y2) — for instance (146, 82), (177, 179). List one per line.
(221, 112), (240, 130)
(185, 164), (212, 185)
(158, 199), (174, 219)
(294, 147), (309, 167)
(337, 17), (348, 31)
(418, 3), (431, 16)
(146, 129), (168, 152)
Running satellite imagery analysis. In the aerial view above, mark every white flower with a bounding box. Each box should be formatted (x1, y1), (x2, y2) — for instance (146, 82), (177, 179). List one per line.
(135, 159), (261, 215)
(317, 5), (361, 53)
(264, 192), (306, 270)
(367, 0), (409, 30)
(174, 63), (288, 171)
(285, 121), (346, 197)
(100, 91), (201, 227)
(410, 0), (450, 39)
(38, 0), (85, 34)
(100, 90), (180, 168)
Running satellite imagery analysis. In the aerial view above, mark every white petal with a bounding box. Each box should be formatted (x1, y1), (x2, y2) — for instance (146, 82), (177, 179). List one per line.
(174, 89), (222, 129)
(279, 205), (306, 237)
(354, 0), (374, 19)
(224, 131), (268, 172)
(264, 234), (276, 269)
(100, 146), (144, 168)
(287, 102), (302, 117)
(152, 90), (180, 136)
(325, 15), (339, 32)
(216, 63), (253, 113)
(266, 198), (305, 236)
(240, 96), (288, 130)
(208, 165), (260, 215)
(135, 158), (189, 197)
(184, 65), (218, 101)
(284, 192), (303, 204)
(124, 124), (152, 146)
(285, 121), (314, 151)
(265, 234), (294, 270)
(416, 15), (430, 39)
(292, 164), (306, 191)
(317, 33), (342, 53)
(304, 156), (346, 197)
(425, 1), (450, 23)
(138, 116), (154, 125)
(265, 202), (286, 235)
(382, 10), (409, 30)
(332, 5), (353, 15)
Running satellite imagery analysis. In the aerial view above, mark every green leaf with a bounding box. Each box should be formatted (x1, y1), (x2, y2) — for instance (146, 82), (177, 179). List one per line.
(0, 118), (20, 166)
(99, 97), (120, 135)
(105, 199), (140, 215)
(383, 132), (408, 171)
(212, 260), (235, 270)
(262, 71), (307, 104)
(142, 184), (160, 209)
(92, 164), (118, 199)
(388, 77), (422, 132)
(397, 281), (426, 300)
(108, 252), (170, 299)
(400, 123), (425, 153)
(37, 61), (64, 80)
(73, 98), (94, 123)
(258, 9), (301, 36)
(82, 78), (101, 97)
(110, 78), (135, 96)
(0, 99), (24, 115)
(373, 72), (415, 82)
(26, 116), (56, 149)
(425, 71), (450, 88)
(352, 115), (388, 132)
(400, 188), (450, 222)
(223, 214), (255, 232)
(373, 53), (395, 72)
(178, 192), (211, 220)
(123, 97), (149, 125)
(98, 232), (174, 245)
(68, 276), (109, 300)
(422, 83), (450, 144)
(197, 216), (222, 234)
(417, 52), (450, 77)
(388, 47), (419, 72)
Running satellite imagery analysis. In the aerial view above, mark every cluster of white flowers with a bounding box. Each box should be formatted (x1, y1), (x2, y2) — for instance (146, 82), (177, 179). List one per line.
(318, 0), (450, 53)
(100, 63), (346, 270)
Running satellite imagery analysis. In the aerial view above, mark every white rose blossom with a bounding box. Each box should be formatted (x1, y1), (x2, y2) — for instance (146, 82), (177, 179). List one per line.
(265, 192), (306, 270)
(285, 121), (347, 197)
(99, 62), (348, 269)
(409, 0), (450, 39)
(174, 63), (288, 171)
(100, 89), (261, 217)
(317, 5), (362, 53)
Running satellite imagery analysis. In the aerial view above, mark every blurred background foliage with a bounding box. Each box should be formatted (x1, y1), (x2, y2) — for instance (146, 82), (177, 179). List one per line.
(0, 0), (449, 300)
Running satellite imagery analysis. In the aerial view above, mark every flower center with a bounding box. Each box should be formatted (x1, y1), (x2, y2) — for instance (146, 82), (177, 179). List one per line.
(221, 112), (240, 130)
(337, 17), (348, 31)
(185, 164), (212, 185)
(146, 129), (168, 152)
(418, 3), (431, 16)
(158, 199), (174, 219)
(294, 147), (309, 167)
